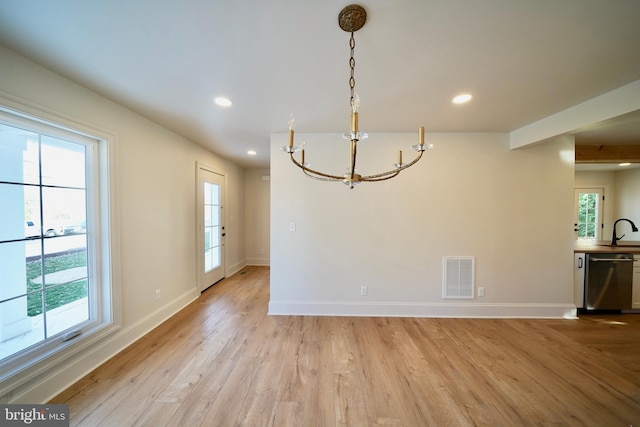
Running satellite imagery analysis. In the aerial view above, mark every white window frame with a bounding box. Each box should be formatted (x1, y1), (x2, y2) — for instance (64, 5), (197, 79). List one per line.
(0, 95), (121, 399)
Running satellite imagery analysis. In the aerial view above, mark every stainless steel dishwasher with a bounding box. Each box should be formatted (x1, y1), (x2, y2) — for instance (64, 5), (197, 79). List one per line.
(585, 253), (634, 310)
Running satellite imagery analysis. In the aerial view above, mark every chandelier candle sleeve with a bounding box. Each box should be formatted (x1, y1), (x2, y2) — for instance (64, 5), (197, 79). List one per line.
(419, 126), (425, 145)
(288, 116), (295, 148)
(398, 150), (402, 165)
(351, 94), (360, 133)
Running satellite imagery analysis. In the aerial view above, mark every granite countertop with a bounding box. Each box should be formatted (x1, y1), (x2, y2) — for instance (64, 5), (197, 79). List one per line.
(574, 240), (640, 254)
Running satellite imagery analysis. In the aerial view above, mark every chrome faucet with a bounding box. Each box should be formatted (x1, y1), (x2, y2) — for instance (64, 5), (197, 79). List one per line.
(611, 218), (639, 245)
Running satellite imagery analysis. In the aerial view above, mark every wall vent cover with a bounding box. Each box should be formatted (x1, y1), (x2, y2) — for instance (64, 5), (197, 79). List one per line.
(442, 256), (475, 299)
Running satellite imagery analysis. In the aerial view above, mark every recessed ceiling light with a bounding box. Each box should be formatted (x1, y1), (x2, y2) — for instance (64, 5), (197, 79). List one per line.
(452, 94), (472, 104)
(619, 162), (631, 167)
(214, 97), (232, 107)
(247, 150), (257, 156)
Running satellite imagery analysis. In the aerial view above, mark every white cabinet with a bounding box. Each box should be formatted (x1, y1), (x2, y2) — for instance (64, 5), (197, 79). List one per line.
(633, 255), (640, 309)
(574, 253), (585, 308)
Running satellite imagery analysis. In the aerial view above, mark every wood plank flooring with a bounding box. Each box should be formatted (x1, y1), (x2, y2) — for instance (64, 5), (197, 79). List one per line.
(51, 266), (640, 426)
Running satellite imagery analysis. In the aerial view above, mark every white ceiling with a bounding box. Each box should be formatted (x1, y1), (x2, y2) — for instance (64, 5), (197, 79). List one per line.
(1, 0), (639, 168)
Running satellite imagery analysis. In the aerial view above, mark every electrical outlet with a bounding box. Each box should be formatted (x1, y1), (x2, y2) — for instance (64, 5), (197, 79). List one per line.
(289, 222), (296, 232)
(155, 290), (161, 301)
(478, 287), (485, 297)
(360, 286), (368, 296)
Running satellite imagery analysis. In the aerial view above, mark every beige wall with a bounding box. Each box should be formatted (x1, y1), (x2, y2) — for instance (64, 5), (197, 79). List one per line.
(244, 168), (270, 265)
(0, 45), (246, 402)
(270, 132), (576, 317)
(615, 168), (640, 225)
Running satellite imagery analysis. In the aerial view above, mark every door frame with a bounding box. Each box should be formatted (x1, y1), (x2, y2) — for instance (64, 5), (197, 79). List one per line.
(196, 162), (227, 291)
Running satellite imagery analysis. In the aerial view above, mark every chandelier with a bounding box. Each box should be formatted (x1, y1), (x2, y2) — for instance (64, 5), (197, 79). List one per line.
(281, 4), (432, 189)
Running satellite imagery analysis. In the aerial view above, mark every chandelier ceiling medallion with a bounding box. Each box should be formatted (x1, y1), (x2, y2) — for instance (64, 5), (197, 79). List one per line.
(282, 4), (432, 189)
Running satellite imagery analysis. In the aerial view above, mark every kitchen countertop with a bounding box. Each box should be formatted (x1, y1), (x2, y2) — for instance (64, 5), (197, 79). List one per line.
(574, 240), (640, 254)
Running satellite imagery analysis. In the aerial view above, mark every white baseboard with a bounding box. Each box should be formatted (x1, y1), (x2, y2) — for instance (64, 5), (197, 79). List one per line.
(227, 260), (246, 277)
(13, 287), (200, 404)
(246, 257), (269, 266)
(268, 300), (577, 319)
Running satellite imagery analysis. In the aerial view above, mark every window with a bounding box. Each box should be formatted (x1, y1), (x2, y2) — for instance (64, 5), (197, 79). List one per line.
(574, 188), (604, 241)
(0, 103), (116, 389)
(204, 181), (221, 273)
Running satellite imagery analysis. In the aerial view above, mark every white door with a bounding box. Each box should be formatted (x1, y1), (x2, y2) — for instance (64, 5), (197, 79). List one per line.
(197, 166), (225, 291)
(574, 188), (604, 241)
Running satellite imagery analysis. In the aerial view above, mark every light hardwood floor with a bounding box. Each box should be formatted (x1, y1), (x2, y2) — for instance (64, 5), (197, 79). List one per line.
(51, 266), (640, 426)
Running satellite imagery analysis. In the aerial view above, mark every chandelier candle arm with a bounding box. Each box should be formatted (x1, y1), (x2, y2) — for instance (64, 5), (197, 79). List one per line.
(363, 150), (424, 181)
(361, 171), (400, 182)
(289, 152), (344, 181)
(350, 139), (356, 178)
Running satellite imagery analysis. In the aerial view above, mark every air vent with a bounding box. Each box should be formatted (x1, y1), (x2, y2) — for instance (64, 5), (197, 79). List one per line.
(443, 256), (475, 299)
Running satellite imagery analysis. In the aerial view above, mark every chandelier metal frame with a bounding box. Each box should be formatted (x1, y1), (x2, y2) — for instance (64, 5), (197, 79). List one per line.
(281, 4), (432, 189)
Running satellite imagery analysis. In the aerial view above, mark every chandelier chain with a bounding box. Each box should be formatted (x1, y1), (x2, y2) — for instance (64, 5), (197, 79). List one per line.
(349, 32), (356, 108)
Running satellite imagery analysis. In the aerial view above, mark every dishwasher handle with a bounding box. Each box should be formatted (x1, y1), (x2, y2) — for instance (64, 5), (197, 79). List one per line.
(590, 257), (633, 262)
